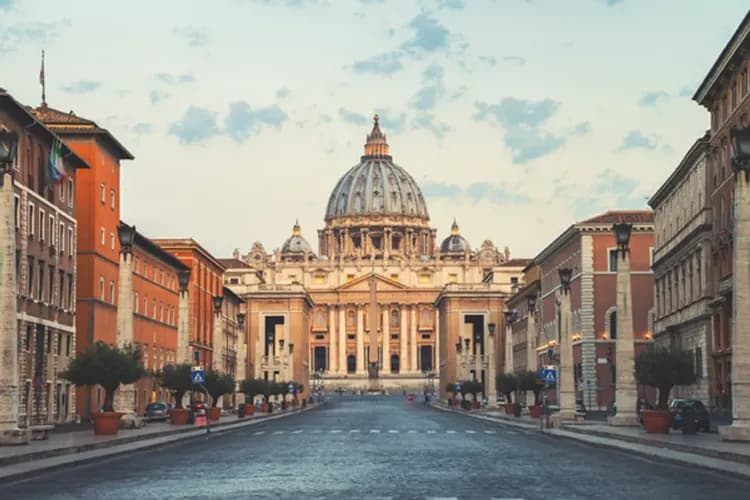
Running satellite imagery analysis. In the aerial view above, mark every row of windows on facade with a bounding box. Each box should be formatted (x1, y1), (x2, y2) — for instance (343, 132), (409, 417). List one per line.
(711, 62), (750, 131)
(100, 183), (116, 210)
(15, 197), (75, 255)
(11, 140), (75, 208)
(655, 251), (703, 318)
(654, 170), (704, 248)
(19, 254), (75, 310)
(95, 278), (178, 327)
(132, 342), (175, 372)
(309, 346), (434, 374)
(132, 256), (179, 292)
(23, 325), (74, 358)
(312, 308), (433, 329)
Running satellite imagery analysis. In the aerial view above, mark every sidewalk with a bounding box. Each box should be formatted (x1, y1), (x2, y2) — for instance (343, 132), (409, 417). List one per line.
(431, 403), (750, 478)
(0, 404), (320, 483)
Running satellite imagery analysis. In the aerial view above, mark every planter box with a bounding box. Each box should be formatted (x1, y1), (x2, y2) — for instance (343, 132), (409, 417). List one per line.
(170, 408), (189, 425)
(528, 405), (542, 418)
(207, 407), (221, 421)
(471, 400), (481, 410)
(245, 405), (255, 416)
(92, 412), (122, 435)
(503, 403), (515, 415)
(642, 409), (672, 434)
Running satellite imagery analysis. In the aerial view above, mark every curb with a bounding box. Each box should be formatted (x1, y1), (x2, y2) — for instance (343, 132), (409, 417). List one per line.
(428, 402), (750, 479)
(0, 404), (321, 484)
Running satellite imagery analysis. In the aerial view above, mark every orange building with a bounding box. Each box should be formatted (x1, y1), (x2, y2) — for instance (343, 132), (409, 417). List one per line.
(126, 223), (189, 414)
(32, 104), (133, 417)
(153, 239), (225, 369)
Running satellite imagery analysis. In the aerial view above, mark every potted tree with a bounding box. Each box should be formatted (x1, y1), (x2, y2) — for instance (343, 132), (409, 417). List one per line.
(240, 378), (265, 416)
(635, 347), (696, 434)
(62, 341), (145, 435)
(280, 381), (290, 410)
(520, 371), (544, 418)
(496, 373), (518, 415)
(457, 381), (470, 410)
(260, 380), (272, 413)
(445, 383), (456, 406)
(162, 363), (194, 425)
(205, 370), (235, 421)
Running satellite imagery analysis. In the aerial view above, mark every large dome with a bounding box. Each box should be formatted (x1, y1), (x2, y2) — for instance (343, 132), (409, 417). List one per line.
(324, 115), (429, 221)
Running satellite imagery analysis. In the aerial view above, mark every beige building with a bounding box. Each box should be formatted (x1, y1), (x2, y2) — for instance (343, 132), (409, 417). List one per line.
(224, 117), (526, 397)
(649, 133), (713, 404)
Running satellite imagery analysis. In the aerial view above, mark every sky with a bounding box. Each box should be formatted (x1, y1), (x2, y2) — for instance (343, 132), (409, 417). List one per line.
(1, 0), (748, 261)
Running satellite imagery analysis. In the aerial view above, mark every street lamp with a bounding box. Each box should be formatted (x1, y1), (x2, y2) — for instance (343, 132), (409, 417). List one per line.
(613, 222), (632, 255)
(558, 268), (572, 293)
(116, 223), (137, 255)
(177, 269), (191, 292)
(212, 295), (223, 315)
(731, 126), (750, 176)
(527, 295), (536, 313)
(0, 129), (18, 186)
(237, 313), (245, 329)
(503, 310), (514, 325)
(488, 322), (496, 337)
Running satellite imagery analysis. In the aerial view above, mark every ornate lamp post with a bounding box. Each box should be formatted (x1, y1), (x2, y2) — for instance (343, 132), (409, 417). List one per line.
(212, 295), (223, 373)
(721, 126), (750, 441)
(235, 312), (246, 405)
(610, 222), (639, 426)
(0, 128), (28, 445)
(487, 322), (497, 407)
(114, 223), (137, 419)
(177, 269), (191, 364)
(554, 267), (576, 425)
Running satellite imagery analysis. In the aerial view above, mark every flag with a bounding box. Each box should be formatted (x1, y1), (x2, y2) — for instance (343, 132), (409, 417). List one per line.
(46, 138), (65, 187)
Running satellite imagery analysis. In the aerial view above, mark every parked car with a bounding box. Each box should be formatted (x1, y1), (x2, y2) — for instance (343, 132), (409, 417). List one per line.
(144, 402), (169, 422)
(669, 399), (710, 432)
(495, 395), (506, 405)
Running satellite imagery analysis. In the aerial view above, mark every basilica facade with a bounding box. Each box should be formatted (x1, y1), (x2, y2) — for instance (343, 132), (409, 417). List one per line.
(223, 117), (528, 398)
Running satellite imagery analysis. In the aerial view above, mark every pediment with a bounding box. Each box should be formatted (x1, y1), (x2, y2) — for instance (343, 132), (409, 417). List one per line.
(336, 273), (409, 292)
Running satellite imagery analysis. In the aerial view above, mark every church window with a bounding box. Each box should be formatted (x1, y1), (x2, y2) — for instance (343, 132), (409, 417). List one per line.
(372, 236), (381, 250)
(421, 310), (431, 324)
(448, 273), (458, 283)
(315, 311), (326, 327)
(391, 235), (400, 250)
(418, 273), (431, 284)
(313, 274), (325, 284)
(391, 310), (399, 328)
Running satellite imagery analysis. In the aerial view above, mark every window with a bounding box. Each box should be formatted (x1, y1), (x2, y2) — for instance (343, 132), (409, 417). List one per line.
(110, 189), (115, 209)
(418, 273), (431, 284)
(14, 195), (19, 230)
(39, 209), (45, 242)
(38, 261), (45, 302)
(346, 274), (355, 282)
(68, 228), (74, 255)
(28, 203), (34, 238)
(48, 264), (54, 305)
(58, 271), (65, 309)
(143, 295), (148, 314)
(609, 310), (617, 339)
(60, 223), (65, 254)
(27, 256), (34, 297)
(99, 277), (105, 300)
(390, 309), (399, 328)
(100, 183), (106, 204)
(152, 299), (157, 319)
(100, 227), (105, 245)
(695, 347), (703, 377)
(67, 178), (74, 206)
(109, 281), (115, 304)
(59, 182), (65, 203)
(65, 334), (71, 356)
(649, 247), (655, 267)
(67, 273), (73, 310)
(135, 292), (139, 313)
(49, 215), (55, 247)
(110, 232), (115, 250)
(608, 249), (618, 272)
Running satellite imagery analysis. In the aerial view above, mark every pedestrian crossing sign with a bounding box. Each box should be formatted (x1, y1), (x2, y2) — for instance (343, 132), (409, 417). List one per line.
(540, 367), (557, 384)
(191, 369), (205, 385)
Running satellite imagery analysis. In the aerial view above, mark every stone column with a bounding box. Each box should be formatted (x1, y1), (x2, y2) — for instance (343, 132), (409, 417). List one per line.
(356, 305), (365, 374)
(400, 306), (408, 372)
(114, 247), (136, 417)
(0, 170), (30, 445)
(213, 309), (223, 373)
(504, 322), (513, 374)
(487, 326), (497, 408)
(338, 306), (346, 374)
(526, 305), (537, 405)
(328, 307), (337, 373)
(721, 169), (750, 441)
(434, 308), (440, 378)
(556, 285), (576, 424)
(177, 270), (191, 364)
(610, 239), (639, 427)
(410, 307), (418, 372)
(382, 307), (390, 374)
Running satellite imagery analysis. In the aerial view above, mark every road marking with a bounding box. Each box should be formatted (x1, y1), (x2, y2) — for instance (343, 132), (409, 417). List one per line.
(253, 431), (265, 435)
(291, 429), (303, 434)
(465, 430), (477, 434)
(407, 430), (417, 434)
(349, 429), (360, 433)
(388, 430), (399, 434)
(370, 429), (380, 433)
(272, 430), (285, 435)
(446, 430), (457, 434)
(426, 430), (436, 434)
(330, 429), (342, 433)
(484, 430), (496, 434)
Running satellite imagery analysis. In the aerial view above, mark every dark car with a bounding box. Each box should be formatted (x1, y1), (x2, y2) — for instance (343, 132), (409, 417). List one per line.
(144, 402), (169, 422)
(669, 399), (710, 431)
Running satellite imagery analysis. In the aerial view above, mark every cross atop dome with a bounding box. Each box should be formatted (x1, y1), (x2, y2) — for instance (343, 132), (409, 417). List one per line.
(451, 218), (460, 235)
(364, 113), (390, 159)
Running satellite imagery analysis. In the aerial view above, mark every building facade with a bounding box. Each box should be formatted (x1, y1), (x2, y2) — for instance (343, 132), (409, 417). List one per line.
(530, 211), (655, 411)
(693, 11), (750, 417)
(505, 264), (541, 382)
(224, 117), (526, 399)
(31, 102), (133, 418)
(154, 239), (226, 370)
(1, 90), (88, 442)
(649, 134), (713, 405)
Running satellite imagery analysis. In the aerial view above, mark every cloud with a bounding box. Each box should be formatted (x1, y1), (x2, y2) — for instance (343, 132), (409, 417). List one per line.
(450, 85), (467, 100)
(173, 27), (209, 47)
(411, 64), (445, 111)
(413, 113), (450, 139)
(0, 20), (70, 54)
(678, 85), (693, 97)
(319, 114), (333, 124)
(150, 90), (168, 104)
(571, 121), (591, 135)
(466, 182), (531, 204)
(224, 102), (288, 142)
(276, 87), (291, 99)
(351, 51), (403, 75)
(619, 130), (657, 151)
(502, 55), (526, 65)
(252, 0), (326, 6)
(132, 123), (152, 135)
(169, 106), (219, 144)
(601, 0), (623, 5)
(339, 108), (368, 126)
(479, 55), (497, 67)
(0, 0), (13, 10)
(421, 180), (461, 198)
(474, 98), (565, 163)
(401, 12), (450, 55)
(639, 90), (669, 107)
(156, 72), (195, 85)
(359, 0), (384, 3)
(374, 108), (406, 133)
(437, 0), (466, 8)
(60, 80), (101, 93)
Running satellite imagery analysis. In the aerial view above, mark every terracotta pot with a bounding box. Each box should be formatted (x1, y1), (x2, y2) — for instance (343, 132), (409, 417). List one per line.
(282, 401), (289, 410)
(92, 412), (122, 435)
(207, 407), (221, 421)
(472, 400), (481, 410)
(170, 408), (189, 425)
(245, 405), (255, 416)
(528, 405), (543, 418)
(261, 403), (269, 413)
(503, 403), (515, 415)
(642, 409), (672, 434)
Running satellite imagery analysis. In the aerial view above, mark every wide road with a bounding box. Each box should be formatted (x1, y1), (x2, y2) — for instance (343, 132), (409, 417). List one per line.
(2, 395), (748, 499)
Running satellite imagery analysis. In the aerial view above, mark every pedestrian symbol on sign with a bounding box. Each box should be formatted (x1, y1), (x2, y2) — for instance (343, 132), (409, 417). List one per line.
(191, 369), (205, 385)
(540, 367), (557, 384)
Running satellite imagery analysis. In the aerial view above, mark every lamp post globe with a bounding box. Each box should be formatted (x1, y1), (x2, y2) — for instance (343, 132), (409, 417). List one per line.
(731, 126), (750, 174)
(116, 223), (137, 254)
(237, 313), (245, 329)
(558, 268), (572, 292)
(488, 322), (496, 337)
(613, 222), (632, 251)
(212, 295), (223, 314)
(0, 129), (18, 175)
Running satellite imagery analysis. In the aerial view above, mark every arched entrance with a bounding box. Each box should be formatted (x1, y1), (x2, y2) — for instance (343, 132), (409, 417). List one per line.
(390, 354), (400, 374)
(347, 354), (356, 374)
(314, 346), (327, 372)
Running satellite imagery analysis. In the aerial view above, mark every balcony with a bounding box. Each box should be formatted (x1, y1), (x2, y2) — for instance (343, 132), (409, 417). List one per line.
(457, 354), (490, 370)
(260, 355), (289, 371)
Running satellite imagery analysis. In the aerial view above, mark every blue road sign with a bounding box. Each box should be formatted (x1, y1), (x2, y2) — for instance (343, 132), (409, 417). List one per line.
(540, 367), (557, 384)
(191, 369), (205, 385)
(454, 383), (462, 392)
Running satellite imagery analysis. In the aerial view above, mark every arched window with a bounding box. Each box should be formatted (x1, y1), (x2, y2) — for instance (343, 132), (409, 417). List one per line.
(391, 309), (399, 328)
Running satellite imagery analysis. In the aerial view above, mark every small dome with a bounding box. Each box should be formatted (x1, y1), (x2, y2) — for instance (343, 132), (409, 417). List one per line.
(281, 220), (312, 254)
(440, 219), (471, 253)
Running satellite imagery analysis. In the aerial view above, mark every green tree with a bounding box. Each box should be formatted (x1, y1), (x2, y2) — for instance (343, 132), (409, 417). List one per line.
(519, 371), (544, 405)
(635, 347), (696, 409)
(162, 363), (194, 409)
(496, 373), (518, 403)
(204, 370), (236, 408)
(62, 341), (146, 412)
(241, 378), (267, 403)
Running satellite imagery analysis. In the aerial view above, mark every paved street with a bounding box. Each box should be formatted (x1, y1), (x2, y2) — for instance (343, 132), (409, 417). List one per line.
(2, 396), (749, 499)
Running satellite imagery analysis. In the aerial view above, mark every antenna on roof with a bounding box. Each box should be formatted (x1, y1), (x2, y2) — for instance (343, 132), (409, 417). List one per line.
(39, 50), (46, 106)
